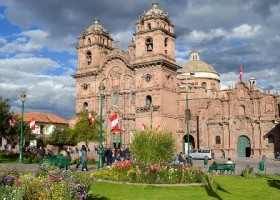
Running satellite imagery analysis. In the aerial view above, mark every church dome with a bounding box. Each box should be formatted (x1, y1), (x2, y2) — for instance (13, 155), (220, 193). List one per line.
(182, 50), (218, 74)
(83, 18), (108, 35)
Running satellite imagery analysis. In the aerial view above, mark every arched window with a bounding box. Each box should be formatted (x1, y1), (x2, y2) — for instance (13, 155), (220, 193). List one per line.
(146, 95), (152, 108)
(83, 102), (88, 111)
(147, 23), (151, 30)
(87, 38), (91, 44)
(268, 134), (274, 143)
(146, 38), (153, 52)
(113, 93), (119, 106)
(86, 51), (92, 65)
(216, 136), (221, 144)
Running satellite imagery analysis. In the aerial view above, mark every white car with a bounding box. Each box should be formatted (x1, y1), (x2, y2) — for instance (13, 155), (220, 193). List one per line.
(189, 149), (212, 160)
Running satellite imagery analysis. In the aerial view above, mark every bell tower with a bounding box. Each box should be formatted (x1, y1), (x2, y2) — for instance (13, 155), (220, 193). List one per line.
(132, 3), (180, 133)
(77, 18), (114, 74)
(133, 2), (176, 64)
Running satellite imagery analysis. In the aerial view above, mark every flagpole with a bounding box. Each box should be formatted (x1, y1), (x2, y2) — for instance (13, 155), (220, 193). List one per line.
(119, 114), (122, 148)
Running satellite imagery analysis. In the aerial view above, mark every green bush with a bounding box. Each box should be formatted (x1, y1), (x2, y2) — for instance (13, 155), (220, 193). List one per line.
(130, 128), (176, 164)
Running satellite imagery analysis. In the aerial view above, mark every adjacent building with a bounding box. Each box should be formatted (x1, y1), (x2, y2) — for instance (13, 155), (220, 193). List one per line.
(72, 3), (280, 158)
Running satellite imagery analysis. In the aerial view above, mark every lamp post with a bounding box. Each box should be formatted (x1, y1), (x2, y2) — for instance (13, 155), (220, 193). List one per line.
(98, 84), (105, 169)
(19, 91), (26, 163)
(186, 86), (192, 166)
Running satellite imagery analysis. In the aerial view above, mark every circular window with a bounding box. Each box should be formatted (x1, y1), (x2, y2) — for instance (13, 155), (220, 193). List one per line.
(145, 74), (152, 82)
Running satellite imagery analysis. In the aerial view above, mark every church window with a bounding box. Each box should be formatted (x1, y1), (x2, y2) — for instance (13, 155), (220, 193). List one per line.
(201, 82), (207, 87)
(83, 83), (88, 91)
(113, 93), (119, 106)
(146, 38), (153, 52)
(87, 38), (91, 44)
(145, 74), (152, 82)
(164, 38), (168, 47)
(147, 23), (151, 30)
(215, 136), (221, 144)
(165, 50), (167, 54)
(83, 102), (88, 111)
(268, 134), (274, 143)
(146, 95), (152, 108)
(86, 51), (92, 65)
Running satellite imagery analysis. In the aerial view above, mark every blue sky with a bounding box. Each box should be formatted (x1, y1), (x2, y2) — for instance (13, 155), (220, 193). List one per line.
(0, 0), (280, 119)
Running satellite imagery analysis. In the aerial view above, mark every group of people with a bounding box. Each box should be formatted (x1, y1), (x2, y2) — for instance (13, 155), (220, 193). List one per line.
(104, 147), (131, 166)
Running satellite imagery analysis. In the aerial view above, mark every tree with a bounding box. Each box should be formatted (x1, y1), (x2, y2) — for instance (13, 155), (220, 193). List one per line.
(0, 95), (34, 146)
(130, 128), (176, 164)
(46, 127), (74, 148)
(69, 111), (101, 146)
(0, 96), (12, 139)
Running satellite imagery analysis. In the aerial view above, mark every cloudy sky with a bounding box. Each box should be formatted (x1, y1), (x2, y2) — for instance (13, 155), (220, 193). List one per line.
(0, 0), (279, 119)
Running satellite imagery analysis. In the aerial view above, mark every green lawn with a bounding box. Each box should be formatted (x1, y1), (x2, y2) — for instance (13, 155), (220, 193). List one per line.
(90, 175), (280, 200)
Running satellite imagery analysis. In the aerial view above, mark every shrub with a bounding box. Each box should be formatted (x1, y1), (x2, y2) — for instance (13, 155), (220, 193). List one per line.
(130, 128), (176, 164)
(241, 165), (255, 177)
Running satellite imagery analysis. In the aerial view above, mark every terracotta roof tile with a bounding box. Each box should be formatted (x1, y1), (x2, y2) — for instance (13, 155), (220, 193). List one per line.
(21, 112), (69, 125)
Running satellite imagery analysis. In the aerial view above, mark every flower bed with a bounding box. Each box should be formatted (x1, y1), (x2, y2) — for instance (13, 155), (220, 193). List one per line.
(0, 163), (93, 200)
(91, 160), (207, 184)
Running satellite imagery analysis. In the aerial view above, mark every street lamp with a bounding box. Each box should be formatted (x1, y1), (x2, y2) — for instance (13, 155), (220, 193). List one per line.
(186, 85), (193, 166)
(98, 83), (105, 169)
(19, 91), (26, 163)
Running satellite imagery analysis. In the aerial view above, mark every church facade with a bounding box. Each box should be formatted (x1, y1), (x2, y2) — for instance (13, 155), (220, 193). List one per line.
(72, 3), (280, 158)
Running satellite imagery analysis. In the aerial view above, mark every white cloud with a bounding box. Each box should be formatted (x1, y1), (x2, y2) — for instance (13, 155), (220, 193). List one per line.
(231, 24), (261, 39)
(0, 57), (59, 73)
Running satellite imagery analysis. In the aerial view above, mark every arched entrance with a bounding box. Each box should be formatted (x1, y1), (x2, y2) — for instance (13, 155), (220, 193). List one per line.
(237, 135), (251, 157)
(183, 134), (195, 154)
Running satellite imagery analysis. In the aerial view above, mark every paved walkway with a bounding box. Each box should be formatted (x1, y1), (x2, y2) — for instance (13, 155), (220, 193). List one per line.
(1, 157), (279, 175)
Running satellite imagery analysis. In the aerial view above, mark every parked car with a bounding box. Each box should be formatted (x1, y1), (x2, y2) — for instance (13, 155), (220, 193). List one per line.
(189, 149), (212, 160)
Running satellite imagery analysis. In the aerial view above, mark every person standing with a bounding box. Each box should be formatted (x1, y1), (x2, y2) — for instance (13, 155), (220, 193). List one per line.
(75, 145), (84, 170)
(81, 146), (89, 171)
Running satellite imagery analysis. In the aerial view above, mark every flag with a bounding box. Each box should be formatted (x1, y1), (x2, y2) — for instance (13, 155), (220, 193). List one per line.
(29, 118), (36, 130)
(120, 128), (127, 134)
(239, 65), (243, 81)
(109, 114), (119, 135)
(8, 118), (16, 129)
(155, 124), (161, 130)
(88, 113), (94, 125)
(141, 123), (146, 131)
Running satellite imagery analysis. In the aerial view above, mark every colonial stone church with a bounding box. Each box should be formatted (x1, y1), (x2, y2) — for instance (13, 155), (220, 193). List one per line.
(72, 3), (280, 158)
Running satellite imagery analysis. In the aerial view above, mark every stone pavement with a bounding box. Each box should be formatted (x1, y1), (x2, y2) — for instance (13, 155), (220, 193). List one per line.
(1, 157), (279, 175)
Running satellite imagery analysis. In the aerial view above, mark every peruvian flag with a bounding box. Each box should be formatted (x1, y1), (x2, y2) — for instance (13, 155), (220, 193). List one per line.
(88, 113), (94, 125)
(155, 124), (161, 130)
(29, 118), (36, 130)
(239, 65), (243, 81)
(141, 123), (146, 131)
(120, 128), (127, 134)
(8, 118), (16, 129)
(109, 114), (119, 135)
